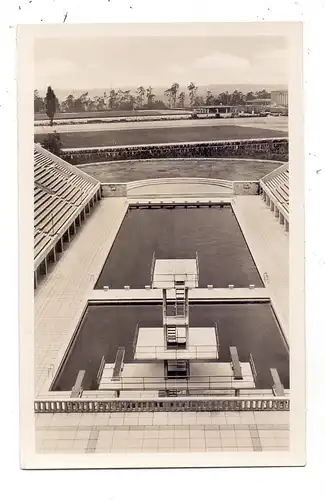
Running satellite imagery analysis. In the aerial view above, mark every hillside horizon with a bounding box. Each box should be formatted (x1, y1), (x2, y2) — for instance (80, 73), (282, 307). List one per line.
(36, 83), (288, 101)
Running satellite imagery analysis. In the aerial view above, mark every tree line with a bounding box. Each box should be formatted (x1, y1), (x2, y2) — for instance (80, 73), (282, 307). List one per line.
(35, 83), (272, 118)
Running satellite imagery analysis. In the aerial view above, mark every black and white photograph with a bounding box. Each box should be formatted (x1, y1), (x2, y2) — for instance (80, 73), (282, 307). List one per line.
(17, 21), (305, 469)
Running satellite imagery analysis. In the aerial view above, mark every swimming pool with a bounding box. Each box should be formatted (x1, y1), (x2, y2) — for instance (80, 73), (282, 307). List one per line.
(95, 205), (264, 290)
(52, 301), (289, 392)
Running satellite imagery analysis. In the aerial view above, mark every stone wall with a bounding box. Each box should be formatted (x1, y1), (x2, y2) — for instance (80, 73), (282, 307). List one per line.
(233, 181), (260, 195)
(61, 138), (288, 165)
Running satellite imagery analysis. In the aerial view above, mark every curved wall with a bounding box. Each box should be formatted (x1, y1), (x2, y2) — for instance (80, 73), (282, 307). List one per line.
(126, 177), (233, 198)
(61, 138), (288, 165)
(100, 177), (260, 198)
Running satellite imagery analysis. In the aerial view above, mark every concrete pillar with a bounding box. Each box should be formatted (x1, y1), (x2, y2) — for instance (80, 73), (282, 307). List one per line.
(270, 200), (275, 212)
(59, 237), (64, 252)
(266, 195), (270, 206)
(279, 212), (285, 225)
(274, 206), (279, 218)
(66, 229), (71, 242)
(83, 208), (86, 219)
(42, 257), (48, 276)
(284, 219), (289, 232)
(52, 246), (56, 263)
(73, 220), (77, 234)
(34, 270), (38, 290)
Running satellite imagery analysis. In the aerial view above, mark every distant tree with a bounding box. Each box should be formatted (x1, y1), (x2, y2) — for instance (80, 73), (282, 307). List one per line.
(152, 100), (167, 109)
(73, 92), (89, 112)
(136, 86), (146, 108)
(217, 92), (231, 105)
(229, 90), (245, 106)
(94, 95), (106, 111)
(103, 91), (108, 109)
(245, 91), (256, 102)
(187, 82), (198, 108)
(45, 86), (57, 126)
(146, 86), (155, 108)
(34, 90), (45, 113)
(170, 83), (179, 108)
(164, 87), (173, 107)
(205, 90), (215, 106)
(41, 132), (62, 156)
(108, 89), (118, 109)
(60, 94), (75, 113)
(256, 89), (271, 100)
(193, 95), (205, 107)
(177, 91), (186, 108)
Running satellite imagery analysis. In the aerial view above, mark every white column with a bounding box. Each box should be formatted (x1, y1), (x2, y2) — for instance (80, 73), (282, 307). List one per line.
(279, 212), (285, 225)
(274, 206), (279, 218)
(43, 257), (48, 275)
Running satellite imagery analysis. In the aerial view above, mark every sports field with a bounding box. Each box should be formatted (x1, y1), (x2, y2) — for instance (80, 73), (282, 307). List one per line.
(34, 109), (188, 121)
(35, 125), (287, 149)
(79, 158), (282, 183)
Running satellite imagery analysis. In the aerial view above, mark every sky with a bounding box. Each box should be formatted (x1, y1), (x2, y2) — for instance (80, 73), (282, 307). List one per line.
(34, 35), (288, 95)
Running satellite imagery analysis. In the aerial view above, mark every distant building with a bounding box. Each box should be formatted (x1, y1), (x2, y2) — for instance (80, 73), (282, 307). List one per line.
(271, 90), (288, 107)
(243, 99), (271, 115)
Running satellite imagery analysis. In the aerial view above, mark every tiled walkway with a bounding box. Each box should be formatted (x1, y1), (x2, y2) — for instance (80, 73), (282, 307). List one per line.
(232, 196), (289, 338)
(34, 195), (289, 454)
(34, 198), (128, 396)
(36, 411), (289, 453)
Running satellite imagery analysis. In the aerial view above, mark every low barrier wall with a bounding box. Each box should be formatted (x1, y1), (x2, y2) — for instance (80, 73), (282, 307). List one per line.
(34, 396), (290, 413)
(101, 178), (234, 198)
(233, 181), (260, 195)
(101, 183), (127, 197)
(61, 138), (288, 165)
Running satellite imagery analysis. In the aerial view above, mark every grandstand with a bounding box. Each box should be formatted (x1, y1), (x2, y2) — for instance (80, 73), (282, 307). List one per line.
(260, 162), (289, 231)
(34, 144), (101, 288)
(33, 138), (290, 455)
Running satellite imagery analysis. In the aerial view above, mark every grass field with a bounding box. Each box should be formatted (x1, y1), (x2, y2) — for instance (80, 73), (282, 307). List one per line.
(34, 109), (189, 121)
(79, 158), (282, 183)
(35, 125), (287, 149)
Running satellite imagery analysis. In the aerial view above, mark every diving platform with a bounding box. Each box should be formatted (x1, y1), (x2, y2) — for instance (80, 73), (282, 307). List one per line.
(134, 326), (218, 361)
(152, 258), (199, 289)
(98, 361), (256, 391)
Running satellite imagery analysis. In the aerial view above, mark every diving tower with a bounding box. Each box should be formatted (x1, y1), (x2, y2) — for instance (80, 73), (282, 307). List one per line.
(98, 257), (257, 396)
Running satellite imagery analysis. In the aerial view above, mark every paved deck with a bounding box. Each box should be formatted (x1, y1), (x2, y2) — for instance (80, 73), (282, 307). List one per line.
(99, 362), (255, 391)
(34, 194), (289, 454)
(35, 411), (289, 453)
(34, 198), (129, 397)
(134, 327), (218, 361)
(89, 287), (270, 301)
(232, 196), (289, 338)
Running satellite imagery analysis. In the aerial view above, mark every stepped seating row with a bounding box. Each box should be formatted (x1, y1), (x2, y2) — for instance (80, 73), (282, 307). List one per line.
(34, 150), (94, 204)
(34, 228), (53, 259)
(35, 192), (78, 233)
(263, 166), (289, 213)
(34, 145), (99, 267)
(34, 151), (73, 177)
